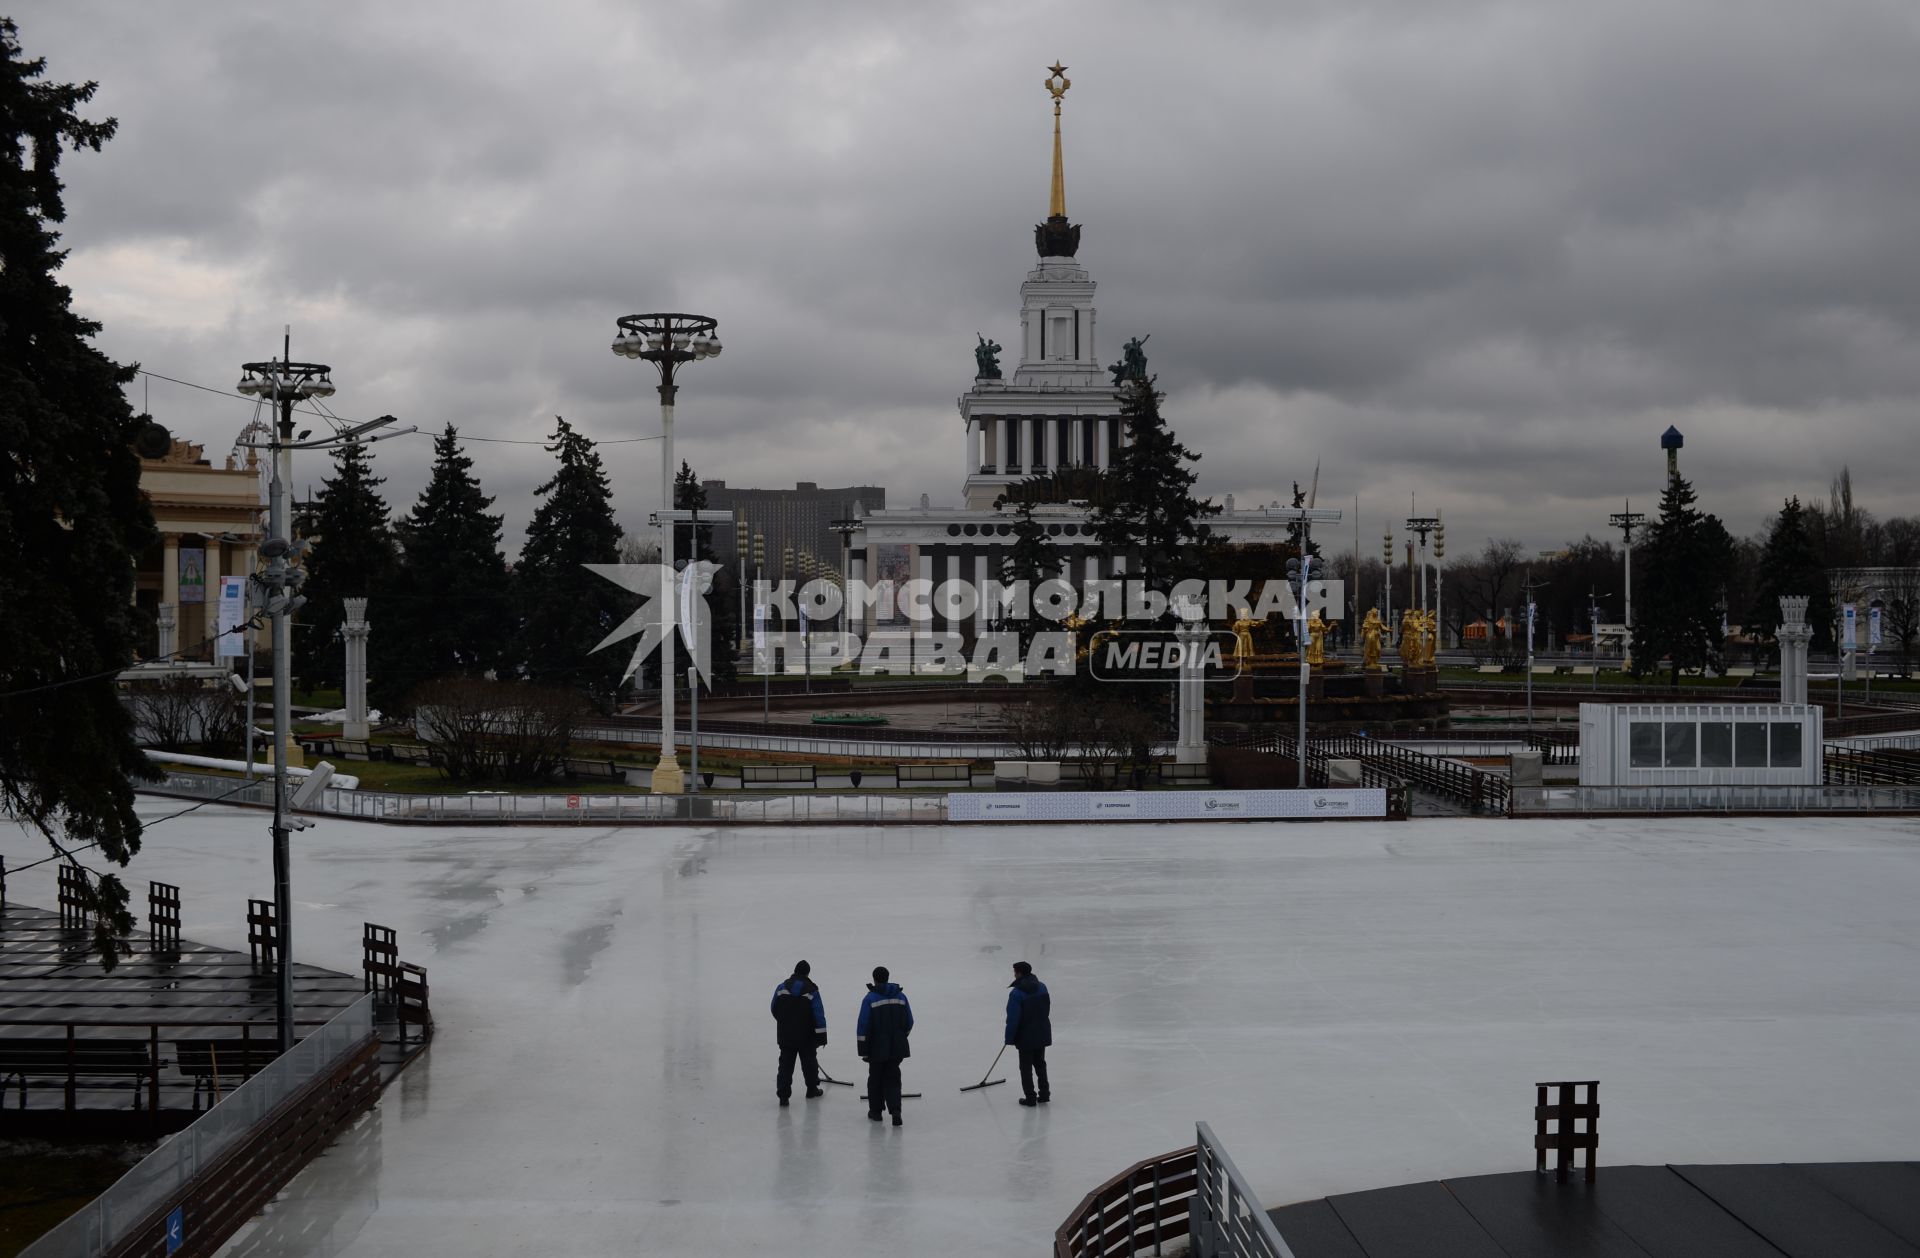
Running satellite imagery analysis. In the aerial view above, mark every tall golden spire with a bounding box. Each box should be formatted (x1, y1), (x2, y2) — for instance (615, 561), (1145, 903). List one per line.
(1046, 62), (1071, 218)
(1034, 63), (1081, 258)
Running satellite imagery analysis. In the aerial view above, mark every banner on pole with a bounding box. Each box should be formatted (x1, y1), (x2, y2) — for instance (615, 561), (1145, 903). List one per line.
(1868, 605), (1882, 647)
(752, 603), (767, 653)
(215, 576), (247, 659)
(1842, 603), (1857, 651)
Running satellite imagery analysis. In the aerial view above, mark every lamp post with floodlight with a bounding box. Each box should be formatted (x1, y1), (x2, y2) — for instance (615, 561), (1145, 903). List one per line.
(236, 337), (407, 1052)
(610, 313), (723, 794)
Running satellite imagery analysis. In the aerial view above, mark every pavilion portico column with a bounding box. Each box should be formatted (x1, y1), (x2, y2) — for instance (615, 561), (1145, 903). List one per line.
(160, 532), (180, 658)
(342, 597), (371, 741)
(203, 541), (224, 659)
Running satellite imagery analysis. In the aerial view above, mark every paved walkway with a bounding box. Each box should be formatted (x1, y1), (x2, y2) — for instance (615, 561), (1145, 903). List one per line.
(1271, 1163), (1920, 1257)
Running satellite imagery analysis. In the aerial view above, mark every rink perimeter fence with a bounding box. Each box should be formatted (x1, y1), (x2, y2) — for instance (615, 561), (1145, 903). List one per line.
(1055, 1122), (1295, 1258)
(21, 995), (378, 1258)
(141, 769), (1920, 824)
(1511, 784), (1920, 815)
(139, 770), (1388, 825)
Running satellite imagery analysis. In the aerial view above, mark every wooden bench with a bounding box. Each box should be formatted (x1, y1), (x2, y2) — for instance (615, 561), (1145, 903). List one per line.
(0, 1035), (165, 1109)
(742, 764), (816, 789)
(563, 757), (626, 782)
(1476, 664), (1505, 674)
(174, 1036), (280, 1109)
(297, 734), (338, 757)
(1531, 664), (1559, 675)
(389, 742), (435, 766)
(896, 763), (970, 783)
(1161, 762), (1210, 783)
(335, 738), (389, 762)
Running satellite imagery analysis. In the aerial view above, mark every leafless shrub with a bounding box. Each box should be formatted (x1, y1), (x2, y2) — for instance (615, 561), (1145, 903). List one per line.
(124, 675), (240, 752)
(412, 677), (588, 783)
(1001, 692), (1074, 760)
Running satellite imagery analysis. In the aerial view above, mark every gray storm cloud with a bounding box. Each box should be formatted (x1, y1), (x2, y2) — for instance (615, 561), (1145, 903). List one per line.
(24, 0), (1920, 553)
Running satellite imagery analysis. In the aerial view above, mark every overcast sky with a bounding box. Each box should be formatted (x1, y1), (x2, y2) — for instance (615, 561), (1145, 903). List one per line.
(21, 0), (1920, 558)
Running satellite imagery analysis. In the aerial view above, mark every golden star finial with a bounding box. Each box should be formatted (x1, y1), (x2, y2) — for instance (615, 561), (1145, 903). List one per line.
(1045, 63), (1070, 105)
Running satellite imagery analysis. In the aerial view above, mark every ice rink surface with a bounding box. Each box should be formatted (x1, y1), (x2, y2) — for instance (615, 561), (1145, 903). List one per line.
(5, 807), (1919, 1256)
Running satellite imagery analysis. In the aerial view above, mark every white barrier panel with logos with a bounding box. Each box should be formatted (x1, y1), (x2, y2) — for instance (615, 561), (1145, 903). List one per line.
(947, 789), (1386, 822)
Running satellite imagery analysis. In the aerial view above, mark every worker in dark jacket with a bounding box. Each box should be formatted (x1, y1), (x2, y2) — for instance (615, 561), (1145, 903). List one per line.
(856, 965), (914, 1126)
(771, 960), (827, 1106)
(1005, 961), (1052, 1106)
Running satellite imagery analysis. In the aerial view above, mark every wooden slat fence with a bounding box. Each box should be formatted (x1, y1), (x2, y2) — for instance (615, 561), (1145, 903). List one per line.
(1055, 1145), (1199, 1258)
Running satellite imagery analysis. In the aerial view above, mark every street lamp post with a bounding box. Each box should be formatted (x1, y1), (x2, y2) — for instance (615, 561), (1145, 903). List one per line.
(735, 519), (749, 655)
(1381, 530), (1394, 649)
(753, 531), (768, 724)
(831, 516), (861, 665)
(1286, 548), (1312, 788)
(610, 313), (723, 795)
(1608, 501), (1645, 668)
(1406, 514), (1439, 621)
(236, 337), (406, 1053)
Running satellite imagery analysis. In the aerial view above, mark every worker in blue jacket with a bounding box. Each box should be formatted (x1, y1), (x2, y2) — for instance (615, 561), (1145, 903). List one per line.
(857, 965), (914, 1126)
(771, 960), (827, 1106)
(1005, 961), (1052, 1106)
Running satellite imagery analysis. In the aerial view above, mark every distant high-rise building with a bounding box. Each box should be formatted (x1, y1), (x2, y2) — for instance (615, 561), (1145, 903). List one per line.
(701, 480), (887, 576)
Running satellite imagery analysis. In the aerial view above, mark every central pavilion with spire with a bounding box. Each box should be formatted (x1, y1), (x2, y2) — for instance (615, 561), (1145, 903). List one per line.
(843, 65), (1340, 646)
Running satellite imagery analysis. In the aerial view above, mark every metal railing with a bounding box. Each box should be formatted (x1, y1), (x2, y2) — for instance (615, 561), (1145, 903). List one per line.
(1315, 736), (1509, 814)
(1511, 784), (1920, 814)
(21, 995), (374, 1258)
(324, 790), (951, 823)
(1192, 1122), (1296, 1258)
(1824, 746), (1920, 786)
(1832, 731), (1920, 751)
(1214, 730), (1403, 794)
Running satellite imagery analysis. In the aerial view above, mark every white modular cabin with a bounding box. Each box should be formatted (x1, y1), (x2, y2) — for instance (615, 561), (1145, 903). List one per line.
(1578, 703), (1822, 786)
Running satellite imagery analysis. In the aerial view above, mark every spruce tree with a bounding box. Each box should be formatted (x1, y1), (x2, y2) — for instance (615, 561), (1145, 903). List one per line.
(386, 425), (512, 706)
(996, 495), (1055, 655)
(1089, 374), (1221, 592)
(1085, 371), (1221, 769)
(293, 439), (394, 691)
(1749, 496), (1835, 658)
(518, 418), (625, 706)
(1630, 472), (1735, 689)
(0, 20), (156, 965)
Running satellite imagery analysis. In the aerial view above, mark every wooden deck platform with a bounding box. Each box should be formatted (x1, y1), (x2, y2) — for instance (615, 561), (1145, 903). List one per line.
(1271, 1163), (1920, 1257)
(0, 901), (411, 1133)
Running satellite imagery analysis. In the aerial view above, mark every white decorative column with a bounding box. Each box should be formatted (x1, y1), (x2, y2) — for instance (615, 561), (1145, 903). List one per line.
(155, 603), (178, 661)
(1174, 600), (1207, 764)
(342, 597), (371, 740)
(1778, 595), (1812, 706)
